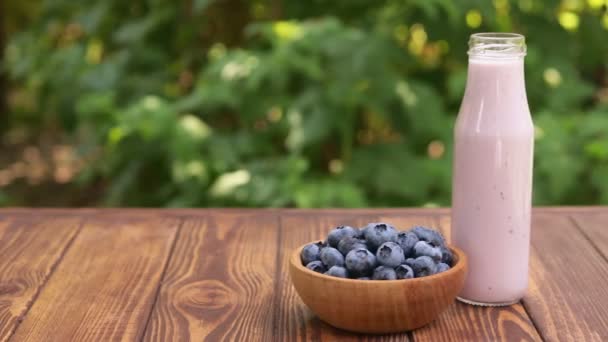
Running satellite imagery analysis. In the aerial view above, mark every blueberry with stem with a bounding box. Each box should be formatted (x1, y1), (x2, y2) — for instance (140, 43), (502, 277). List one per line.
(376, 242), (405, 267)
(363, 222), (398, 251)
(395, 231), (419, 258)
(395, 264), (414, 279)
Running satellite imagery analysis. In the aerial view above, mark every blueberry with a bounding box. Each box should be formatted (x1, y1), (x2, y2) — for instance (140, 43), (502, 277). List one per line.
(300, 241), (323, 265)
(363, 223), (398, 251)
(357, 277), (371, 280)
(414, 240), (443, 262)
(404, 258), (416, 268)
(345, 248), (377, 276)
(395, 264), (414, 279)
(376, 242), (405, 267)
(411, 226), (446, 247)
(306, 260), (326, 273)
(412, 256), (437, 277)
(395, 231), (419, 257)
(325, 266), (349, 278)
(439, 245), (454, 266)
(372, 266), (397, 280)
(320, 247), (345, 268)
(337, 236), (367, 256)
(327, 226), (359, 247)
(437, 263), (450, 273)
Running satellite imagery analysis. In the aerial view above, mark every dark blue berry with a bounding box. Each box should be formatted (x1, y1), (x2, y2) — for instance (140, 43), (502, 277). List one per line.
(337, 236), (367, 256)
(345, 248), (376, 276)
(395, 231), (419, 258)
(411, 226), (446, 247)
(439, 245), (454, 266)
(412, 256), (437, 277)
(306, 260), (326, 273)
(372, 266), (397, 280)
(376, 242), (405, 267)
(363, 223), (398, 251)
(414, 240), (443, 262)
(357, 277), (370, 280)
(327, 226), (359, 247)
(404, 258), (416, 268)
(300, 241), (323, 265)
(325, 266), (349, 278)
(320, 247), (345, 268)
(395, 264), (414, 279)
(437, 263), (450, 273)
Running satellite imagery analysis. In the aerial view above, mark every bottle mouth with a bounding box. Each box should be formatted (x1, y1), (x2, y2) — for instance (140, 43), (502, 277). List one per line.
(468, 33), (526, 58)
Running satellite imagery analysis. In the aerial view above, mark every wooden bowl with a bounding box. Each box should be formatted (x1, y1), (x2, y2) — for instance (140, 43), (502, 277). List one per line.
(289, 244), (467, 334)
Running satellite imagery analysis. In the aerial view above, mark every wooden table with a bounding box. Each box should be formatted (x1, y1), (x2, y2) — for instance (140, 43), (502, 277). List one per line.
(0, 208), (606, 341)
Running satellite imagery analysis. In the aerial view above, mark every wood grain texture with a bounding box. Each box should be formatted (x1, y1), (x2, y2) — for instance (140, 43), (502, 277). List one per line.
(2, 208), (606, 341)
(572, 212), (608, 261)
(0, 215), (81, 342)
(390, 214), (541, 342)
(523, 214), (608, 342)
(143, 213), (279, 341)
(276, 213), (388, 341)
(11, 216), (180, 342)
(415, 300), (542, 342)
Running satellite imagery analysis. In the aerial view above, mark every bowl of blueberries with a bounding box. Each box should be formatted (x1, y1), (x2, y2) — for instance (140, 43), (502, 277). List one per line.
(289, 223), (467, 334)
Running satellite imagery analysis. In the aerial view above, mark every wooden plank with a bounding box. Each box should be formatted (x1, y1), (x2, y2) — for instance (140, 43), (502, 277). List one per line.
(572, 212), (608, 261)
(523, 213), (608, 342)
(401, 214), (541, 342)
(0, 215), (81, 342)
(437, 215), (452, 243)
(415, 299), (541, 341)
(11, 215), (180, 341)
(275, 213), (386, 341)
(143, 213), (279, 341)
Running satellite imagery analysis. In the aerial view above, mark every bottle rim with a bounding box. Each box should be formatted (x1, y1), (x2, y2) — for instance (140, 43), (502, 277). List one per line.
(468, 32), (526, 58)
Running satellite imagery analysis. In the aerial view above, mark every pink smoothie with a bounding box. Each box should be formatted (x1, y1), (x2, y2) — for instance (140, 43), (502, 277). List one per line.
(452, 53), (534, 305)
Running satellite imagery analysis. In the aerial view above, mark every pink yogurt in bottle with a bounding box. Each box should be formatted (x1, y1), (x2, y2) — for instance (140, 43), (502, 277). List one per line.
(452, 33), (534, 306)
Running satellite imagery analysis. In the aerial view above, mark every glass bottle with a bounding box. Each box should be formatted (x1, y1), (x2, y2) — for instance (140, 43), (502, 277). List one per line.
(452, 33), (534, 306)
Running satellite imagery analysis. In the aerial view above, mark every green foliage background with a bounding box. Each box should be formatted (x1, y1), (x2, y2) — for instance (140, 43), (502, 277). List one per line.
(2, 0), (608, 207)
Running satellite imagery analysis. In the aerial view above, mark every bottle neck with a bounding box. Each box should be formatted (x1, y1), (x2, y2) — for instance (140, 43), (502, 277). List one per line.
(464, 57), (526, 102)
(465, 32), (527, 97)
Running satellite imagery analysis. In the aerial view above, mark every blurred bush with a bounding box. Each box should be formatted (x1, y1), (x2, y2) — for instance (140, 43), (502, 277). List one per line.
(1, 0), (608, 207)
